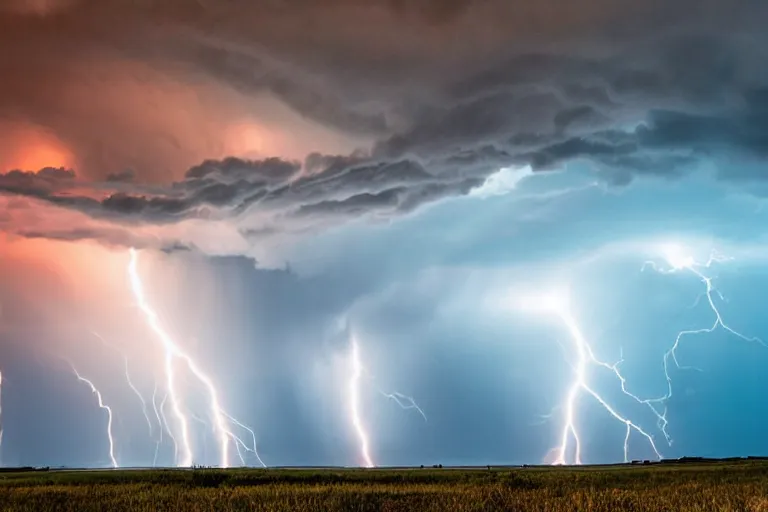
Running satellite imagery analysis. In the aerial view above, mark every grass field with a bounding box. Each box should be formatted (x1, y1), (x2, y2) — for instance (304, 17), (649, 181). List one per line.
(2, 460), (768, 511)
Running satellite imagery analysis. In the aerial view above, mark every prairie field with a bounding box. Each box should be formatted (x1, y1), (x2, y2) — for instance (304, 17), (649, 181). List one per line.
(1, 460), (768, 511)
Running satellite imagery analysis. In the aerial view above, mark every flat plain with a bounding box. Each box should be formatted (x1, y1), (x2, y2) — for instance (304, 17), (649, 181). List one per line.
(1, 459), (768, 511)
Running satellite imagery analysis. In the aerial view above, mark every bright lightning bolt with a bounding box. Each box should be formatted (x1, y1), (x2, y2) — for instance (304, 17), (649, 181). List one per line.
(637, 243), (765, 444)
(128, 250), (192, 466)
(349, 335), (373, 468)
(519, 291), (661, 465)
(128, 248), (265, 468)
(221, 411), (267, 468)
(347, 333), (426, 468)
(70, 364), (118, 468)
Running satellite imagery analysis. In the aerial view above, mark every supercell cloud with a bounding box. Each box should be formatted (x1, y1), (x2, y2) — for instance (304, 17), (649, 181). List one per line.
(1, 0), (768, 467)
(1, 0), (768, 255)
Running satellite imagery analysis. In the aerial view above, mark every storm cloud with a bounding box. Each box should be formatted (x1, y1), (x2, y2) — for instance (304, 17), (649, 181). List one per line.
(2, 0), (768, 252)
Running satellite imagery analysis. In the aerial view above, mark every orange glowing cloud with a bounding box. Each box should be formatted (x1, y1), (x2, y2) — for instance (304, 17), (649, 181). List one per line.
(0, 56), (361, 184)
(223, 122), (272, 160)
(14, 144), (73, 173)
(0, 122), (75, 172)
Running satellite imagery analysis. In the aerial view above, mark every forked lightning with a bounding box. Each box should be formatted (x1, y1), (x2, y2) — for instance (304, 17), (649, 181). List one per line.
(128, 248), (265, 468)
(636, 243), (765, 444)
(519, 292), (662, 464)
(70, 364), (118, 468)
(347, 334), (426, 468)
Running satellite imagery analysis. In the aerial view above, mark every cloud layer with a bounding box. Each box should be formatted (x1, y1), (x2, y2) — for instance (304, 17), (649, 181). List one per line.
(2, 0), (768, 254)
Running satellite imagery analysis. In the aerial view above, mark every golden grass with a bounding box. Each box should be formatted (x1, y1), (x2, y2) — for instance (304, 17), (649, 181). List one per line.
(1, 461), (767, 511)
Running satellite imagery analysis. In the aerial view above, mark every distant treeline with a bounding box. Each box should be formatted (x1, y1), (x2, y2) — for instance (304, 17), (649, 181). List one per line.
(630, 456), (768, 465)
(0, 467), (49, 473)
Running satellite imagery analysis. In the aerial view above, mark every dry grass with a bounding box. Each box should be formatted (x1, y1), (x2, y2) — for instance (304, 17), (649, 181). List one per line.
(1, 461), (768, 511)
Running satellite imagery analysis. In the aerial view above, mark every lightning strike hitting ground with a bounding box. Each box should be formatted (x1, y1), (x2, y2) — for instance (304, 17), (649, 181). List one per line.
(349, 336), (373, 468)
(128, 248), (265, 468)
(70, 365), (118, 468)
(347, 334), (426, 468)
(222, 411), (267, 468)
(634, 244), (766, 444)
(519, 292), (662, 465)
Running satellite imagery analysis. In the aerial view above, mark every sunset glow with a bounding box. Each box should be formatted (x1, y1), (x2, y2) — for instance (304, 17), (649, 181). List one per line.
(0, 124), (74, 172)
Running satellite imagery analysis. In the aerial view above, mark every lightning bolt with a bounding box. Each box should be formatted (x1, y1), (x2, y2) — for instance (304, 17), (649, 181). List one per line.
(123, 358), (154, 437)
(519, 243), (763, 463)
(156, 390), (179, 465)
(519, 292), (661, 465)
(70, 364), (118, 468)
(635, 243), (765, 444)
(91, 332), (154, 438)
(378, 391), (428, 422)
(347, 333), (426, 468)
(222, 411), (267, 468)
(128, 248), (265, 468)
(151, 384), (166, 467)
(349, 335), (373, 468)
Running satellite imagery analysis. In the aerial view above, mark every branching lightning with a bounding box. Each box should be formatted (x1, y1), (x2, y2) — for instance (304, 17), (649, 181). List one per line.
(347, 333), (426, 468)
(519, 242), (763, 464)
(222, 411), (267, 468)
(519, 292), (661, 465)
(378, 391), (428, 422)
(128, 248), (265, 468)
(634, 243), (765, 444)
(29, 235), (757, 468)
(70, 364), (118, 468)
(92, 332), (154, 438)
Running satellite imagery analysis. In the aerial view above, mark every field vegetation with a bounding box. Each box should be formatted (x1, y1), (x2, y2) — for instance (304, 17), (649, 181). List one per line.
(1, 460), (768, 511)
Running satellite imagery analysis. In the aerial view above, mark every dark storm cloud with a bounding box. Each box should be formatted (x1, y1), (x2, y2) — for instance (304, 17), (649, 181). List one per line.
(2, 76), (768, 243)
(184, 157), (300, 185)
(3, 0), (768, 249)
(519, 87), (768, 176)
(387, 0), (474, 24)
(178, 41), (393, 137)
(106, 169), (135, 183)
(293, 176), (482, 219)
(0, 155), (472, 226)
(17, 226), (177, 251)
(0, 168), (75, 197)
(2, 0), (762, 168)
(0, 158), (303, 223)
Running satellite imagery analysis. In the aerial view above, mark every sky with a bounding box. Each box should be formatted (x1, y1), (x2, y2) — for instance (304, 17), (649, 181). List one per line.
(1, 0), (768, 468)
